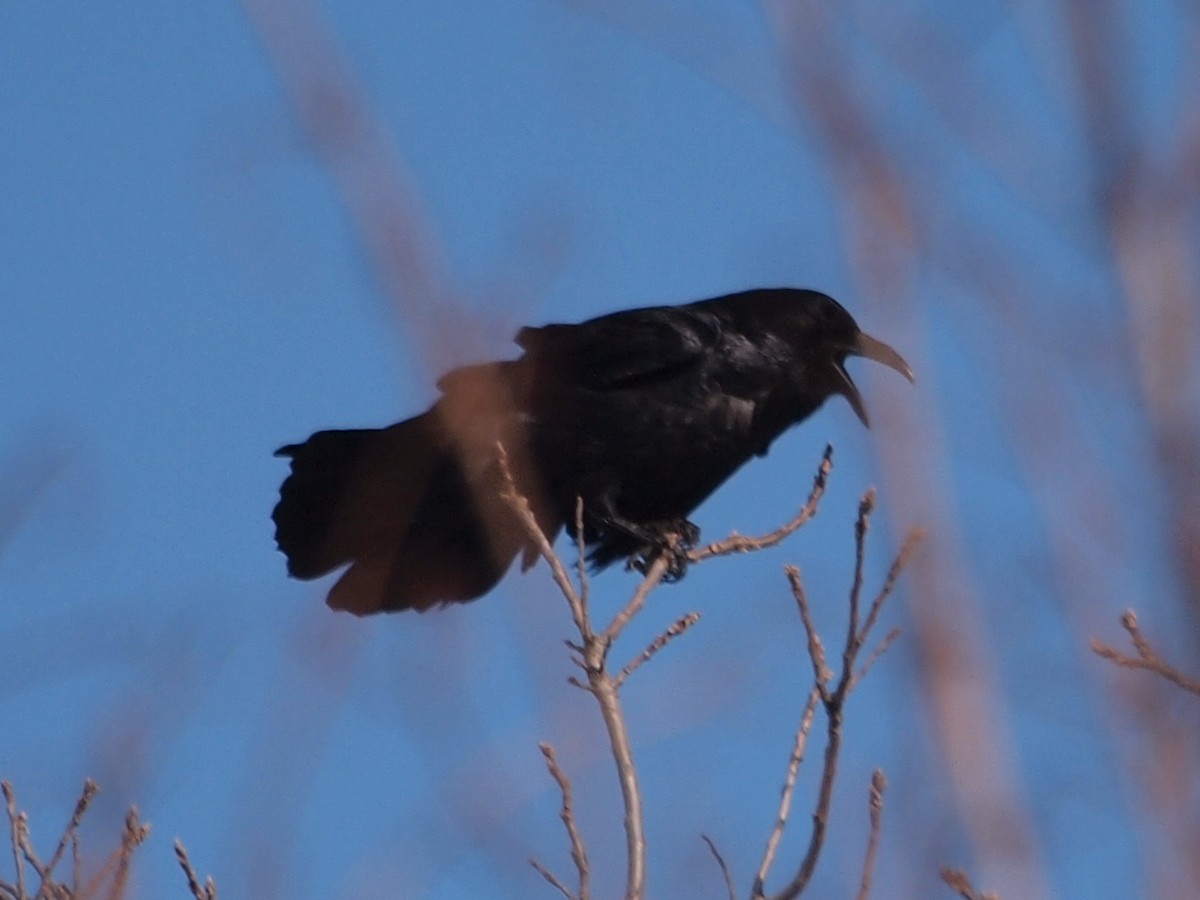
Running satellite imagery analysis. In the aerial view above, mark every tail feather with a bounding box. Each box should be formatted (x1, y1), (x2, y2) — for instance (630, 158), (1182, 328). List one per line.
(273, 412), (558, 613)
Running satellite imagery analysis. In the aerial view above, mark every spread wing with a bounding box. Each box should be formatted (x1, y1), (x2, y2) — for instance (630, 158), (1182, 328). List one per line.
(515, 306), (720, 391)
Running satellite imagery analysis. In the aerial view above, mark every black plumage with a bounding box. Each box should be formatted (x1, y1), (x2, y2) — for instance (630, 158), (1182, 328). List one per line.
(273, 287), (912, 614)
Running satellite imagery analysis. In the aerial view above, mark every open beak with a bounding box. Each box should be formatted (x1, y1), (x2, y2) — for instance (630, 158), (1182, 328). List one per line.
(835, 331), (915, 428)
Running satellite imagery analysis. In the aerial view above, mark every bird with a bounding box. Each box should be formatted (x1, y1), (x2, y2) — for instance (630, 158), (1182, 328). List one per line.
(272, 287), (913, 615)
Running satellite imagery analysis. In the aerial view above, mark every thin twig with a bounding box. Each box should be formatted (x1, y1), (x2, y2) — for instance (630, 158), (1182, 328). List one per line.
(539, 743), (590, 900)
(858, 529), (924, 646)
(752, 687), (820, 894)
(81, 807), (151, 900)
(497, 443), (590, 639)
(38, 779), (99, 895)
(854, 627), (902, 689)
(855, 770), (887, 900)
(108, 808), (150, 900)
(70, 831), (82, 894)
(786, 566), (833, 699)
(757, 504), (920, 900)
(615, 612), (701, 687)
(701, 834), (736, 900)
(1, 783), (24, 900)
(574, 496), (590, 606)
(847, 490), (875, 641)
(691, 446), (833, 561)
(499, 467), (658, 900)
(502, 448), (843, 900)
(778, 686), (845, 899)
(529, 858), (575, 900)
(1091, 609), (1200, 696)
(175, 839), (217, 900)
(601, 557), (670, 647)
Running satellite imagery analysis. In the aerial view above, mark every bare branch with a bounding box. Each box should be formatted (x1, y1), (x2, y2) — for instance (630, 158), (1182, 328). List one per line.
(700, 834), (736, 900)
(589, 666), (646, 900)
(854, 627), (902, 690)
(855, 770), (887, 900)
(539, 743), (590, 900)
(107, 808), (151, 900)
(1091, 609), (1200, 696)
(77, 806), (151, 900)
(615, 612), (701, 687)
(529, 857), (576, 900)
(499, 462), (656, 900)
(175, 839), (218, 900)
(691, 445), (833, 562)
(38, 779), (99, 895)
(504, 447), (857, 900)
(574, 496), (590, 607)
(497, 443), (590, 639)
(786, 567), (833, 698)
(1, 783), (24, 900)
(757, 508), (918, 900)
(601, 557), (670, 647)
(858, 528), (924, 646)
(752, 687), (820, 894)
(847, 490), (876, 643)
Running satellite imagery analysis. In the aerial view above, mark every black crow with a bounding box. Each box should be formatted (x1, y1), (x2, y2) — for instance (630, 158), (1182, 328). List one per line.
(273, 288), (912, 614)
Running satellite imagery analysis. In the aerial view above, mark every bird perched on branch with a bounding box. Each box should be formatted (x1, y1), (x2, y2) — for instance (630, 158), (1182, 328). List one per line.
(273, 287), (913, 614)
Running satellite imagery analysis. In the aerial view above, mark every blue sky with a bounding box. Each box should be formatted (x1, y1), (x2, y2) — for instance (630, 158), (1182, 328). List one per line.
(3, 2), (1199, 898)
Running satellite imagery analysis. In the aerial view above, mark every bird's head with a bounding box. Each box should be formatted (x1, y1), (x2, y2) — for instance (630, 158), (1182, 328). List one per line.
(810, 293), (913, 427)
(750, 288), (914, 427)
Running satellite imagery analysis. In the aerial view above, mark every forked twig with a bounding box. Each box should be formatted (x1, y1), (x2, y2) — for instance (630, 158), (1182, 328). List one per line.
(691, 446), (834, 562)
(39, 779), (99, 894)
(175, 839), (218, 900)
(754, 500), (921, 900)
(499, 445), (853, 900)
(1090, 609), (1200, 696)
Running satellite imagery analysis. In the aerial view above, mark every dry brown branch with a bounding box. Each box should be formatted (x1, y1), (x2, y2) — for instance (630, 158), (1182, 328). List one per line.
(700, 834), (736, 900)
(533, 743), (589, 900)
(1090, 609), (1200, 696)
(690, 445), (833, 562)
(497, 444), (590, 637)
(529, 858), (575, 900)
(91, 808), (150, 900)
(941, 866), (1001, 900)
(753, 500), (921, 900)
(615, 612), (702, 688)
(753, 687), (821, 892)
(502, 447), (839, 899)
(38, 780), (98, 895)
(855, 770), (887, 900)
(0, 779), (212, 900)
(855, 627), (902, 690)
(2, 782), (25, 900)
(174, 840), (217, 900)
(786, 568), (834, 697)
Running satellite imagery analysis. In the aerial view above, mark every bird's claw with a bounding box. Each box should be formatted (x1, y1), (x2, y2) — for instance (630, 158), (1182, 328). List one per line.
(628, 519), (699, 582)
